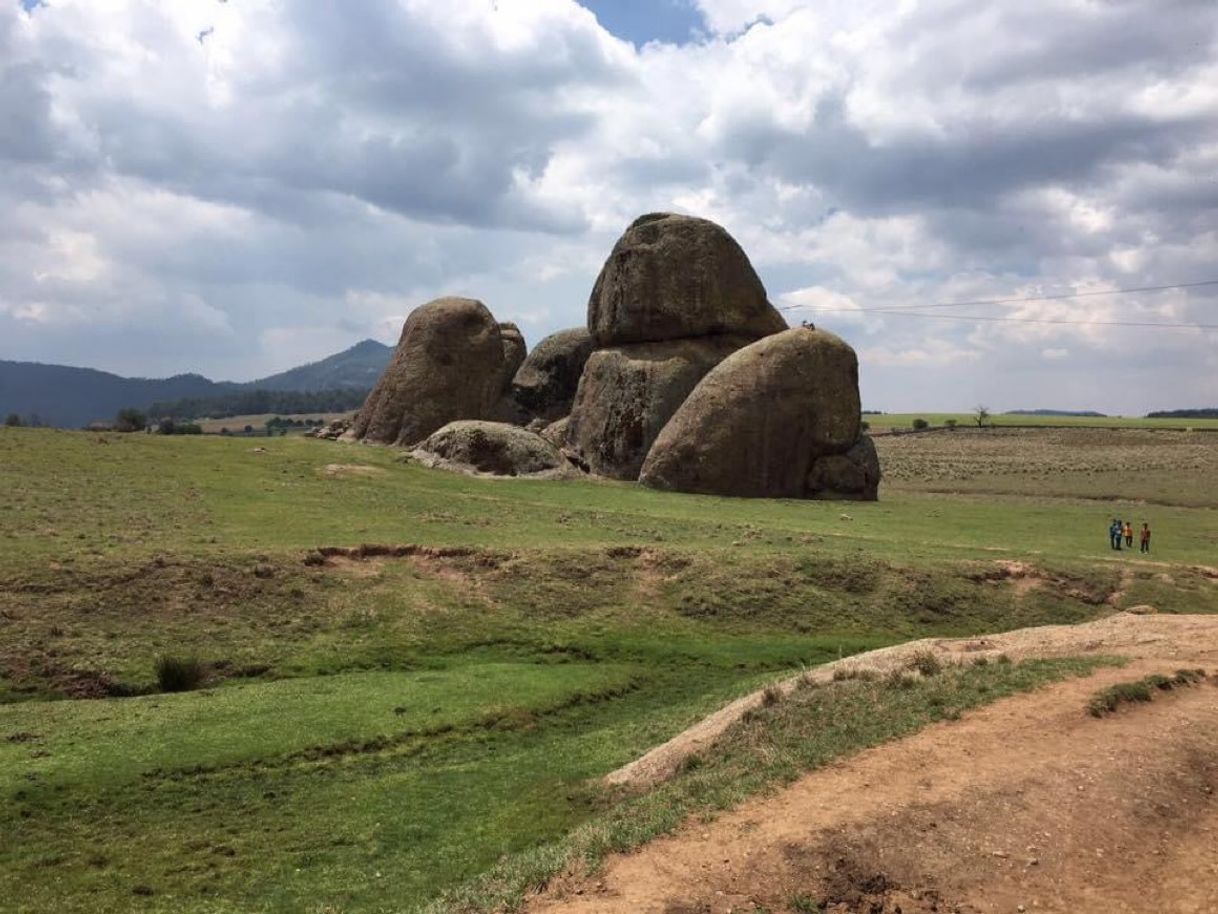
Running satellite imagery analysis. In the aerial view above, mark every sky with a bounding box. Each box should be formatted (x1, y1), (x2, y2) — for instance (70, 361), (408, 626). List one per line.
(1, 0), (1216, 414)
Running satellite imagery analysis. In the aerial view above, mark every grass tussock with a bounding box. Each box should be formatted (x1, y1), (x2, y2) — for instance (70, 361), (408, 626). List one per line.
(1087, 668), (1206, 717)
(153, 655), (206, 693)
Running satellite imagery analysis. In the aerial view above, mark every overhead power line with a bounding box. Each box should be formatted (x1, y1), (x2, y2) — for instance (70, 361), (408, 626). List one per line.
(778, 277), (1218, 333)
(841, 311), (1218, 330)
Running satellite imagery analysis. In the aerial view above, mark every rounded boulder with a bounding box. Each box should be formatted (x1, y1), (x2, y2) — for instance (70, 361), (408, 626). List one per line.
(588, 213), (787, 346)
(411, 421), (574, 478)
(350, 297), (505, 446)
(639, 327), (863, 498)
(511, 327), (594, 421)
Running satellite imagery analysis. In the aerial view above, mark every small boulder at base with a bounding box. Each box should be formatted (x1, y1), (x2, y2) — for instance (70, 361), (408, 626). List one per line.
(349, 297), (505, 446)
(511, 328), (594, 421)
(565, 336), (748, 480)
(588, 213), (787, 346)
(639, 327), (864, 498)
(806, 435), (880, 500)
(410, 421), (576, 478)
(539, 416), (570, 449)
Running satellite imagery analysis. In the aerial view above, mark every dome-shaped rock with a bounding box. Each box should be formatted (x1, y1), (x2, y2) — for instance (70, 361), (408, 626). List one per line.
(639, 327), (864, 498)
(350, 297), (505, 446)
(588, 213), (787, 346)
(565, 335), (749, 480)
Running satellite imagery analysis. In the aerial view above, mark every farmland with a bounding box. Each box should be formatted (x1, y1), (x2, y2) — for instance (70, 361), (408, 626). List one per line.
(2, 426), (1217, 913)
(864, 411), (1218, 431)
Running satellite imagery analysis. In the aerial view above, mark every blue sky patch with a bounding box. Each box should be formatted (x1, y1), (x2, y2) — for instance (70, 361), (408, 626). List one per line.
(579, 0), (705, 46)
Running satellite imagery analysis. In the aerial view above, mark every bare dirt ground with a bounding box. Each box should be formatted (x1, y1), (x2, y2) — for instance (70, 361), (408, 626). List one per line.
(534, 614), (1218, 914)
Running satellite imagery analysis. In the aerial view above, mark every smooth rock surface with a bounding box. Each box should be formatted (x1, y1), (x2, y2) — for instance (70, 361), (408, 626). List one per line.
(639, 327), (863, 497)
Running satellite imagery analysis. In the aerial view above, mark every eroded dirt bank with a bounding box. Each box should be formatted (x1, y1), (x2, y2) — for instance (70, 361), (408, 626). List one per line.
(530, 615), (1218, 914)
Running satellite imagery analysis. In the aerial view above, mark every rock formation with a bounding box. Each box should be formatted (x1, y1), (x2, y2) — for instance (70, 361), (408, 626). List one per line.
(510, 327), (594, 421)
(410, 421), (575, 478)
(565, 214), (787, 478)
(340, 212), (876, 501)
(349, 297), (508, 446)
(639, 327), (877, 500)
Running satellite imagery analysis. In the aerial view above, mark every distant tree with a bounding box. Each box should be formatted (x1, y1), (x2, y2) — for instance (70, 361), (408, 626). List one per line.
(114, 408), (148, 433)
(4, 413), (21, 427)
(945, 418), (958, 429)
(178, 423), (203, 435)
(243, 425), (254, 434)
(974, 405), (990, 428)
(860, 420), (870, 432)
(157, 418), (177, 435)
(912, 417), (929, 430)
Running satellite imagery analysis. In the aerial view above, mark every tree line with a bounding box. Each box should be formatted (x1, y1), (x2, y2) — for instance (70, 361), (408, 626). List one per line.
(146, 387), (369, 421)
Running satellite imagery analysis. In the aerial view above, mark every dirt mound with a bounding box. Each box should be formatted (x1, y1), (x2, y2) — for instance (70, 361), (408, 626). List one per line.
(605, 612), (1218, 790)
(530, 614), (1218, 914)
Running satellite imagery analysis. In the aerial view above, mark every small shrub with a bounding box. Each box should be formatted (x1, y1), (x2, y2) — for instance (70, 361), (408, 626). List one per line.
(972, 655), (990, 667)
(945, 418), (958, 429)
(155, 655), (205, 693)
(762, 684), (783, 706)
(790, 894), (820, 914)
(911, 417), (929, 430)
(884, 669), (917, 690)
(906, 649), (943, 677)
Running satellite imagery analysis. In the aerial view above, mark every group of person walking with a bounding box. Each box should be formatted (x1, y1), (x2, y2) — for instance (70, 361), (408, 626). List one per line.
(1109, 519), (1151, 553)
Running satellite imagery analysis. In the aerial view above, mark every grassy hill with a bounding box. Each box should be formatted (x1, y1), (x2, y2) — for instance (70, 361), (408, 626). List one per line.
(1, 427), (1215, 913)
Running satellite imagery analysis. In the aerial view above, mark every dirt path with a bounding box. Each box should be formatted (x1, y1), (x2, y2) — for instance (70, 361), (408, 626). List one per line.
(531, 615), (1218, 914)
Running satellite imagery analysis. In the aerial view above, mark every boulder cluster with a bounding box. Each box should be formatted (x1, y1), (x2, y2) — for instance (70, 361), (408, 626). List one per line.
(344, 213), (879, 499)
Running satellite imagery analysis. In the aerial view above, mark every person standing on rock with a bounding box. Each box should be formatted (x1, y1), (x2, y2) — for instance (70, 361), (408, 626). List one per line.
(1140, 523), (1151, 554)
(1124, 520), (1134, 549)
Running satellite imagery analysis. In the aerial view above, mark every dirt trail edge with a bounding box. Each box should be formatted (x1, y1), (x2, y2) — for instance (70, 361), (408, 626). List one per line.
(531, 613), (1218, 914)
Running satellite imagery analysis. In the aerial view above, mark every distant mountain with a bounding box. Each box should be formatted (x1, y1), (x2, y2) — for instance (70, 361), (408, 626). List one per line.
(249, 339), (392, 392)
(1004, 409), (1108, 417)
(0, 339), (392, 428)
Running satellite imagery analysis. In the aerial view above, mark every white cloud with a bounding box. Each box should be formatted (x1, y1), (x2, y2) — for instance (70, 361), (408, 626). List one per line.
(0, 0), (1215, 413)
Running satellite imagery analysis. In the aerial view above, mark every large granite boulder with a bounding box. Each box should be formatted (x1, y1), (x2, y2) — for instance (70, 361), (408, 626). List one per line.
(410, 421), (575, 478)
(565, 336), (748, 480)
(511, 327), (594, 421)
(349, 297), (505, 446)
(638, 327), (866, 498)
(588, 213), (787, 346)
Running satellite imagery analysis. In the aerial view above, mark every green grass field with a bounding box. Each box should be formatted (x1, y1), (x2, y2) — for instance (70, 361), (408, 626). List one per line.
(2, 426), (1216, 913)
